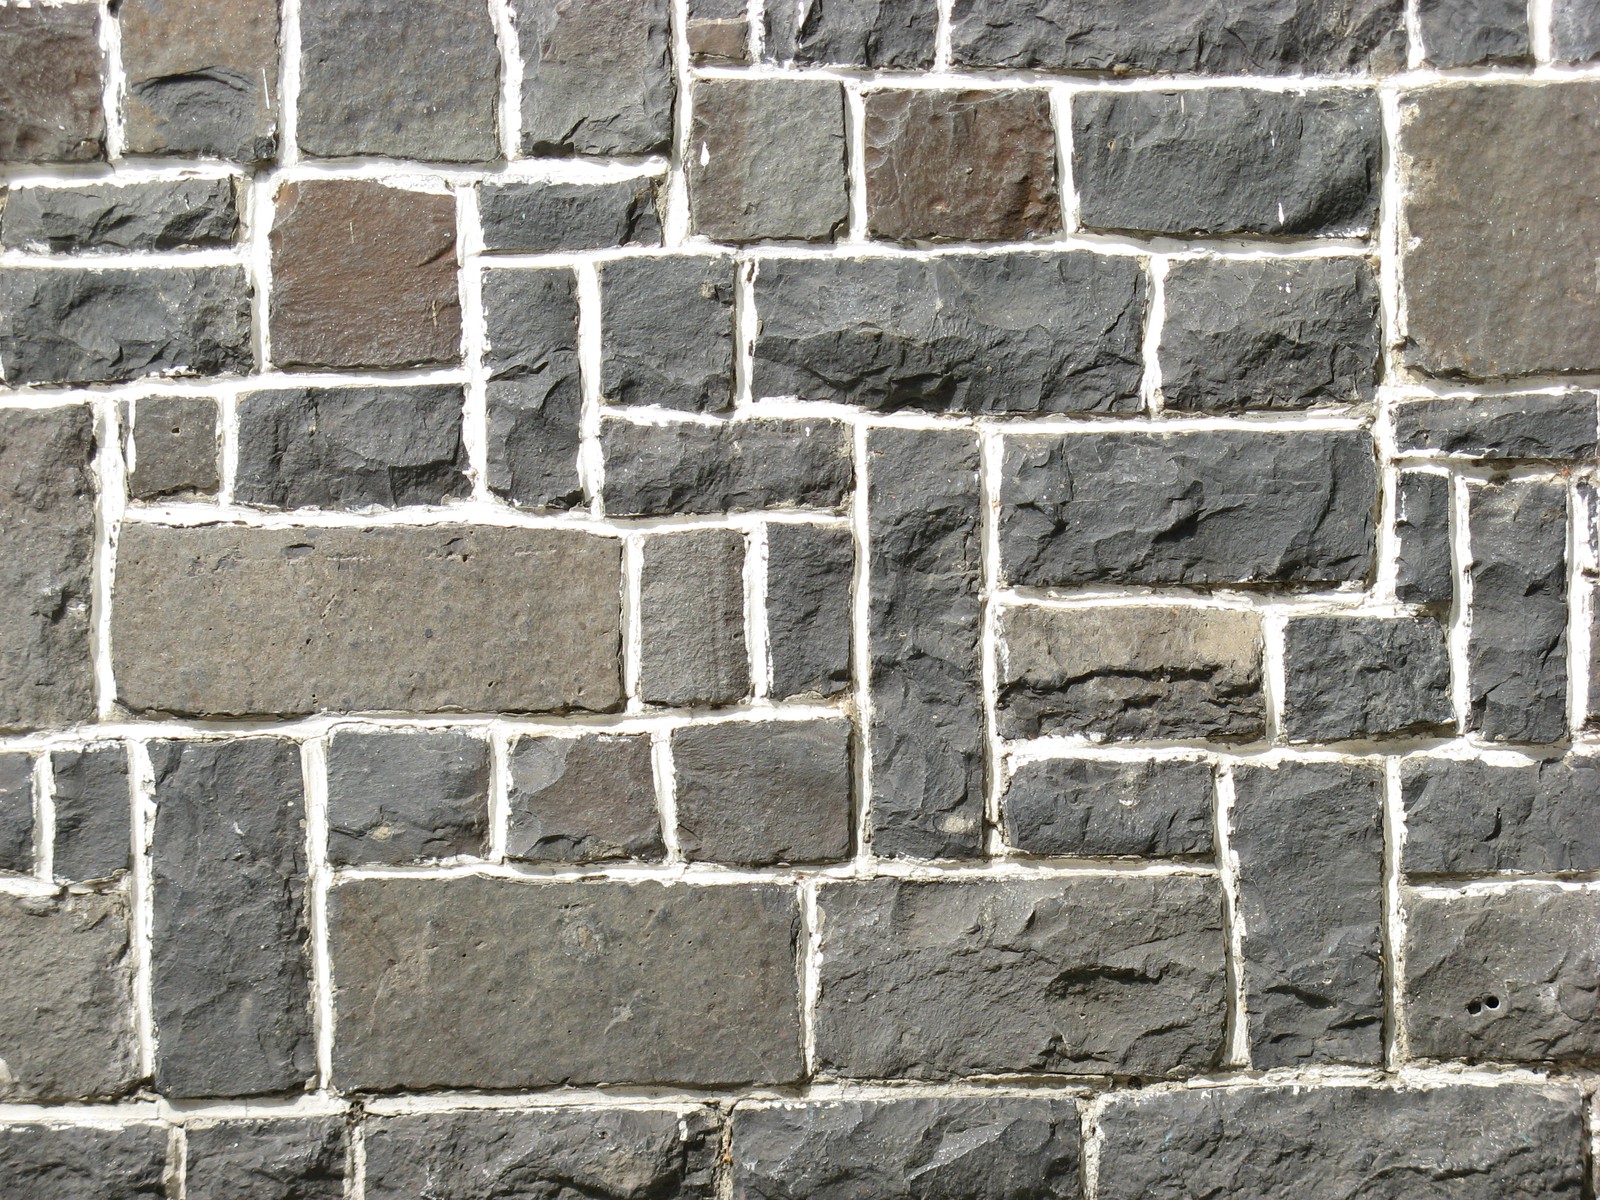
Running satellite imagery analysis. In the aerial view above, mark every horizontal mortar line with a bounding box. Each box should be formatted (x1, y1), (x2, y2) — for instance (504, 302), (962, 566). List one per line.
(1404, 868), (1600, 886)
(1003, 735), (1475, 764)
(1389, 450), (1598, 469)
(635, 230), (1375, 261)
(247, 154), (670, 188)
(1385, 375), (1600, 399)
(991, 584), (1377, 611)
(0, 249), (248, 270)
(0, 368), (474, 405)
(0, 161), (252, 189)
(1406, 876), (1600, 897)
(987, 412), (1373, 435)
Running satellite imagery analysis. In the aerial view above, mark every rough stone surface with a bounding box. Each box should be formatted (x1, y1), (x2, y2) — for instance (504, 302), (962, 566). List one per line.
(999, 430), (1376, 588)
(0, 890), (139, 1102)
(50, 744), (130, 883)
(1231, 761), (1384, 1066)
(1418, 0), (1530, 65)
(689, 0), (749, 62)
(0, 4), (105, 163)
(326, 730), (490, 866)
(487, 376), (584, 510)
(638, 529), (750, 708)
(330, 877), (803, 1089)
(0, 406), (96, 731)
(149, 738), (312, 1098)
(0, 266), (252, 386)
(1395, 469), (1454, 608)
(185, 1118), (347, 1200)
(1074, 88), (1382, 238)
(753, 253), (1145, 414)
(764, 0), (938, 67)
(950, 0), (1405, 74)
(689, 80), (848, 243)
(1159, 257), (1381, 412)
(868, 428), (984, 860)
(506, 733), (663, 863)
(1404, 887), (1600, 1065)
(1402, 755), (1600, 875)
(766, 523), (853, 701)
(1002, 757), (1214, 858)
(269, 180), (460, 370)
(297, 0), (501, 162)
(483, 266), (579, 381)
(120, 0), (279, 161)
(997, 605), (1265, 742)
(1095, 1083), (1586, 1199)
(113, 524), (623, 717)
(672, 719), (852, 865)
(125, 395), (220, 501)
(1401, 82), (1600, 378)
(234, 385), (471, 510)
(0, 1124), (168, 1200)
(602, 418), (852, 516)
(1553, 0), (1600, 60)
(1280, 616), (1453, 742)
(0, 752), (29, 873)
(863, 89), (1060, 243)
(1393, 391), (1599, 460)
(1, 178), (239, 252)
(1467, 480), (1568, 744)
(601, 256), (735, 412)
(731, 1097), (1080, 1200)
(518, 0), (674, 157)
(479, 178), (663, 253)
(814, 875), (1227, 1078)
(364, 1107), (717, 1200)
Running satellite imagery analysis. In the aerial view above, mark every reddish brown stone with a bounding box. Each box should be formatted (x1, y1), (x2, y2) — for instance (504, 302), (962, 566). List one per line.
(864, 88), (1060, 244)
(269, 180), (461, 370)
(0, 5), (105, 164)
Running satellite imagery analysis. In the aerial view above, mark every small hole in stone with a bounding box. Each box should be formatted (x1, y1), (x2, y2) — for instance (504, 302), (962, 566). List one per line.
(1466, 1000), (1482, 1015)
(1485, 995), (1500, 1009)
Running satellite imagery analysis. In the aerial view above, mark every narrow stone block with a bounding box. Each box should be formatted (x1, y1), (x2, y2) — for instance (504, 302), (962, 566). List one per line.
(487, 376), (584, 510)
(1418, 0), (1530, 66)
(0, 1124), (168, 1200)
(601, 255), (736, 412)
(478, 178), (663, 253)
(1394, 469), (1454, 608)
(867, 428), (984, 860)
(689, 0), (749, 63)
(766, 522), (853, 701)
(1231, 760), (1384, 1066)
(51, 745), (130, 883)
(814, 875), (1227, 1078)
(673, 719), (853, 866)
(330, 877), (803, 1088)
(125, 395), (220, 501)
(483, 266), (578, 381)
(1, 178), (239, 252)
(638, 528), (750, 708)
(326, 730), (489, 866)
(506, 733), (662, 864)
(1553, 0), (1600, 60)
(1392, 391), (1599, 460)
(0, 752), (32, 873)
(185, 1117), (347, 1200)
(149, 738), (312, 1098)
(764, 0), (938, 67)
(1279, 616), (1453, 742)
(1002, 757), (1214, 858)
(0, 4), (105, 163)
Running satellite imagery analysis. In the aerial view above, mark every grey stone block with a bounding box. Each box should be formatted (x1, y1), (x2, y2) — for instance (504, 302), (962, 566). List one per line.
(1280, 616), (1453, 742)
(51, 744), (130, 883)
(479, 178), (663, 253)
(639, 529), (750, 708)
(1002, 757), (1214, 858)
(185, 1117), (347, 1200)
(1418, 0), (1530, 67)
(0, 752), (32, 874)
(763, 0), (938, 67)
(600, 256), (736, 413)
(1553, 0), (1600, 60)
(506, 733), (663, 864)
(0, 1124), (168, 1200)
(487, 375), (584, 511)
(766, 523), (853, 701)
(125, 395), (220, 501)
(483, 266), (578, 381)
(0, 4), (105, 163)
(1, 178), (238, 252)
(326, 730), (489, 866)
(1393, 392), (1599, 460)
(1394, 470), (1454, 608)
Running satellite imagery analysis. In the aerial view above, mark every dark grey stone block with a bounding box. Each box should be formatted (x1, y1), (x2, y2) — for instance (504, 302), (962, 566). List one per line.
(1418, 0), (1530, 66)
(766, 523), (853, 701)
(51, 744), (130, 883)
(483, 266), (578, 381)
(478, 178), (663, 253)
(1554, 0), (1600, 60)
(1280, 616), (1453, 742)
(326, 730), (490, 866)
(125, 395), (219, 501)
(506, 733), (663, 863)
(639, 529), (750, 708)
(0, 752), (32, 873)
(1393, 392), (1599, 460)
(1394, 469), (1454, 608)
(0, 4), (105, 163)
(185, 1117), (347, 1200)
(487, 375), (584, 510)
(763, 0), (938, 67)
(1003, 757), (1214, 858)
(0, 1124), (168, 1200)
(600, 255), (735, 412)
(1, 178), (238, 252)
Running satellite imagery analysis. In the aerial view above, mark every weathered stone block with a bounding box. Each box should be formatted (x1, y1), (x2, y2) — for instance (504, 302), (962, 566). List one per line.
(814, 875), (1227, 1078)
(868, 428), (984, 859)
(297, 0), (500, 162)
(1, 178), (239, 252)
(1003, 757), (1214, 858)
(478, 178), (663, 253)
(113, 524), (623, 717)
(1159, 257), (1380, 412)
(1395, 469), (1453, 608)
(326, 730), (490, 866)
(0, 4), (105, 163)
(1553, 0), (1600, 60)
(673, 719), (852, 865)
(1095, 1083), (1585, 1199)
(51, 744), (130, 883)
(0, 1124), (168, 1200)
(689, 0), (748, 63)
(120, 0), (279, 161)
(1000, 430), (1376, 588)
(1401, 83), (1600, 378)
(1074, 88), (1382, 238)
(0, 752), (30, 873)
(518, 0), (674, 157)
(753, 254), (1144, 414)
(1280, 616), (1453, 742)
(0, 891), (139, 1102)
(1232, 760), (1384, 1066)
(639, 529), (750, 707)
(185, 1117), (347, 1200)
(0, 267), (251, 385)
(125, 395), (220, 501)
(506, 733), (662, 863)
(764, 0), (937, 67)
(0, 406), (96, 731)
(731, 1097), (1080, 1200)
(235, 385), (471, 510)
(483, 265), (578, 380)
(269, 180), (460, 370)
(601, 256), (735, 413)
(330, 877), (803, 1088)
(863, 89), (1060, 243)
(1418, 0), (1530, 65)
(149, 738), (312, 1098)
(997, 605), (1265, 742)
(766, 523), (853, 701)
(1393, 392), (1599, 460)
(1404, 886), (1600, 1064)
(602, 418), (852, 516)
(487, 376), (584, 510)
(689, 80), (848, 243)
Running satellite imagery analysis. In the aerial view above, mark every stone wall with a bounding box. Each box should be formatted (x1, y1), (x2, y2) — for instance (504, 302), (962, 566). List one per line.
(0, 0), (1598, 1196)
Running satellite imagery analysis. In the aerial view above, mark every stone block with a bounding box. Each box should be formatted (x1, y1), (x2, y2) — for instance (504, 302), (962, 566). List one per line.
(326, 729), (490, 866)
(185, 1117), (347, 1200)
(487, 376), (584, 510)
(1002, 757), (1214, 858)
(1394, 469), (1454, 608)
(1279, 616), (1453, 742)
(478, 178), (663, 253)
(601, 255), (736, 412)
(1553, 0), (1600, 60)
(763, 0), (937, 67)
(0, 752), (30, 873)
(506, 733), (662, 863)
(0, 1124), (168, 1200)
(689, 0), (749, 62)
(766, 522), (853, 701)
(483, 265), (578, 381)
(1393, 392), (1599, 460)
(125, 395), (220, 501)
(1, 178), (239, 252)
(50, 744), (130, 883)
(638, 529), (750, 707)
(1418, 0), (1530, 64)
(0, 4), (105, 163)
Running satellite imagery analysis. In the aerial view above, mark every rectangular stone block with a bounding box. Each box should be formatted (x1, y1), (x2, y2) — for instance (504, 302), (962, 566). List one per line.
(639, 529), (750, 708)
(1, 178), (239, 252)
(867, 428), (984, 859)
(753, 253), (1144, 414)
(1554, 0), (1600, 60)
(0, 4), (105, 163)
(600, 256), (736, 413)
(1418, 0), (1530, 65)
(488, 375), (584, 511)
(1095, 1083), (1585, 1199)
(329, 877), (804, 1089)
(483, 266), (579, 382)
(149, 738), (312, 1098)
(1002, 757), (1214, 858)
(814, 875), (1227, 1078)
(763, 0), (937, 67)
(1231, 761), (1384, 1066)
(114, 524), (623, 718)
(1279, 616), (1453, 742)
(1393, 391), (1599, 460)
(0, 1124), (168, 1200)
(326, 729), (489, 866)
(1394, 469), (1454, 608)
(689, 0), (748, 62)
(50, 744), (130, 883)
(479, 178), (663, 253)
(506, 732), (662, 863)
(766, 522), (853, 701)
(125, 395), (220, 501)
(1000, 430), (1376, 588)
(997, 605), (1265, 742)
(184, 1117), (347, 1200)
(0, 752), (30, 873)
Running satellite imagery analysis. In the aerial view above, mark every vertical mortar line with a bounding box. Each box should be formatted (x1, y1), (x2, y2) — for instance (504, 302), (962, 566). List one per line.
(1079, 1093), (1112, 1200)
(31, 752), (55, 885)
(798, 874), (821, 1077)
(1051, 84), (1080, 235)
(978, 425), (1007, 857)
(650, 728), (682, 862)
(576, 260), (606, 514)
(1380, 755), (1408, 1070)
(301, 736), (336, 1093)
(746, 521), (772, 701)
(1403, 0), (1427, 68)
(1567, 480), (1591, 736)
(217, 388), (241, 508)
(1377, 86), (1407, 386)
(1448, 474), (1475, 733)
(843, 83), (870, 245)
(1140, 255), (1167, 417)
(247, 170), (278, 376)
(278, 0), (304, 166)
(1372, 417), (1402, 603)
(665, 0), (695, 246)
(1260, 611), (1288, 746)
(129, 738), (158, 1082)
(459, 191), (492, 502)
(746, 0), (765, 61)
(732, 257), (758, 412)
(848, 420), (875, 864)
(1529, 0), (1556, 62)
(489, 0), (524, 160)
(486, 725), (510, 864)
(1212, 762), (1251, 1070)
(92, 394), (127, 722)
(933, 0), (955, 71)
(348, 1114), (368, 1200)
(714, 1108), (737, 1200)
(99, 0), (126, 161)
(169, 1124), (187, 1200)
(623, 533), (646, 712)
